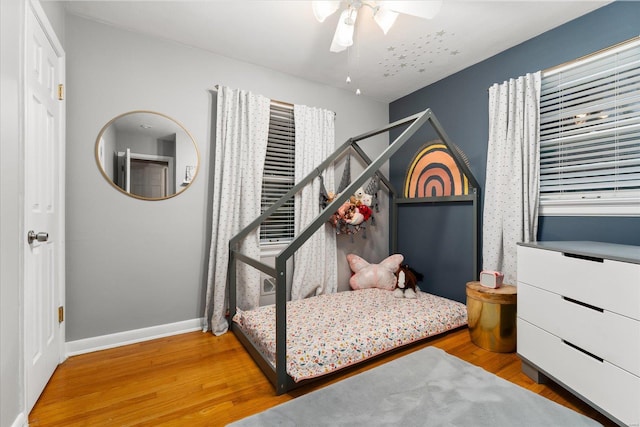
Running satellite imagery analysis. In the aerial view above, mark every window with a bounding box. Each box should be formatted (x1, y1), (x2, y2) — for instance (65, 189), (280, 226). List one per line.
(539, 37), (640, 216)
(260, 103), (295, 244)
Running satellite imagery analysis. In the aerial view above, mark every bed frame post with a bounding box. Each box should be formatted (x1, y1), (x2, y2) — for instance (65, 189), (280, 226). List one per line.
(228, 243), (237, 322)
(472, 189), (480, 280)
(274, 254), (288, 394)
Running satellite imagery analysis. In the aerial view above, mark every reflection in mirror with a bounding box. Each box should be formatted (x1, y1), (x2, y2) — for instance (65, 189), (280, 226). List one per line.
(95, 111), (199, 200)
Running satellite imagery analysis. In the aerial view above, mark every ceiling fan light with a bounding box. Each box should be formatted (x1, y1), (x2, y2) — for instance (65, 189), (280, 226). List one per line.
(312, 1), (341, 23)
(374, 6), (399, 35)
(330, 8), (357, 52)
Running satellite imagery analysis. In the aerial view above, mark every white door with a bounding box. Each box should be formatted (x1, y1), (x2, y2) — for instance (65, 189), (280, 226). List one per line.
(130, 160), (169, 198)
(24, 0), (65, 414)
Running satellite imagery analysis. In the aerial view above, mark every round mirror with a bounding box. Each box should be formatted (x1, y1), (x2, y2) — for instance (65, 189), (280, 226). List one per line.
(95, 111), (199, 200)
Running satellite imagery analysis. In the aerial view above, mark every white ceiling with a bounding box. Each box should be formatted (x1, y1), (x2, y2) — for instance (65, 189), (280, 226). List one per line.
(59, 0), (610, 103)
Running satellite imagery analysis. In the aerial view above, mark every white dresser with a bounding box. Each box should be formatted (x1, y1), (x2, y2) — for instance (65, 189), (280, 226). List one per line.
(517, 241), (640, 427)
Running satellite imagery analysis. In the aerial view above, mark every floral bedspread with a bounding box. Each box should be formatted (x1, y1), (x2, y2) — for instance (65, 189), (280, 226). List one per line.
(232, 288), (467, 382)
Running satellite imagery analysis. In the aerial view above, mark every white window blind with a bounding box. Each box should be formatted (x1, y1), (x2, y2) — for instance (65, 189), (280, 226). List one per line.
(539, 37), (640, 216)
(260, 104), (295, 244)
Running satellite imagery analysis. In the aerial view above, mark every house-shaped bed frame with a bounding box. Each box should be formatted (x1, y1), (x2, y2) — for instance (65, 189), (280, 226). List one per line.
(228, 108), (481, 394)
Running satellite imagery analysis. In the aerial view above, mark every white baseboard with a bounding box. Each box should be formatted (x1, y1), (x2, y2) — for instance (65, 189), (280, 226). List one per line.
(65, 318), (203, 357)
(10, 412), (26, 427)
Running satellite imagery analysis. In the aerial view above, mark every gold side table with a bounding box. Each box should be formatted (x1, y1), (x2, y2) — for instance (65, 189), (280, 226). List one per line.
(466, 281), (517, 353)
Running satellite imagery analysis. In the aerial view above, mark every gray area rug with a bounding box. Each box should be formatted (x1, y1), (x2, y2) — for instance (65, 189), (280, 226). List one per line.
(228, 346), (601, 427)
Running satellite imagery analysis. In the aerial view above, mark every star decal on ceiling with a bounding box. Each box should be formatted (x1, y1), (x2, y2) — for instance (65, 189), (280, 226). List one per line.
(380, 29), (460, 79)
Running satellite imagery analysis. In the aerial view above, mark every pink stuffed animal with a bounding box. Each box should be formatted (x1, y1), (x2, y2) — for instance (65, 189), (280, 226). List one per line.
(347, 254), (404, 291)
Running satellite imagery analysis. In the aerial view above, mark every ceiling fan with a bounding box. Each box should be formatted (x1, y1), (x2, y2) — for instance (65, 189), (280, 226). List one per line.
(312, 0), (443, 52)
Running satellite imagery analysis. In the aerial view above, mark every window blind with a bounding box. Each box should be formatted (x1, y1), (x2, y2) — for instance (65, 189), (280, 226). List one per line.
(260, 104), (295, 244)
(539, 38), (640, 214)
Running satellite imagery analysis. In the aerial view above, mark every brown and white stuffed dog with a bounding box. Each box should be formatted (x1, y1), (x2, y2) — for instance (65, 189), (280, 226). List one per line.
(393, 264), (423, 299)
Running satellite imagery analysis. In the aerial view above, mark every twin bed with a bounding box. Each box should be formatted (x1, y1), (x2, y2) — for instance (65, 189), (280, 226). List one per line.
(228, 109), (480, 394)
(234, 288), (468, 383)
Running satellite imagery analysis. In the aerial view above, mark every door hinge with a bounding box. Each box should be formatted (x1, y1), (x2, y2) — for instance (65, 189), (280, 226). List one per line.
(58, 306), (64, 323)
(57, 84), (64, 101)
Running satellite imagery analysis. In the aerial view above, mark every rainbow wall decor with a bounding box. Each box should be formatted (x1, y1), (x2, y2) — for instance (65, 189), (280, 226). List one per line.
(404, 141), (469, 198)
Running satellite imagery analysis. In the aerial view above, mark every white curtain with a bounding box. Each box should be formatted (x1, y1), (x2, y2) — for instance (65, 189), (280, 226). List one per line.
(482, 72), (541, 285)
(291, 105), (337, 300)
(203, 86), (270, 335)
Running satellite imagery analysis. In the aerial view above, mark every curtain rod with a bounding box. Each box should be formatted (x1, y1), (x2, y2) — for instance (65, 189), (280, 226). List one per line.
(487, 35), (640, 92)
(543, 35), (640, 76)
(213, 85), (336, 117)
(213, 85), (294, 109)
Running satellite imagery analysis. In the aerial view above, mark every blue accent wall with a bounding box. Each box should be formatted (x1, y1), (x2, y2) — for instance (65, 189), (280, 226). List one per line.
(390, 2), (640, 302)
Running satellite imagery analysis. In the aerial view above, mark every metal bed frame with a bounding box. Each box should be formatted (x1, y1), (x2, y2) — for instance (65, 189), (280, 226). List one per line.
(228, 108), (481, 394)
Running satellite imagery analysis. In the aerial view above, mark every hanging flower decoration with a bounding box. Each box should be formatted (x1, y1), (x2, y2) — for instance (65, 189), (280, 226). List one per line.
(323, 187), (376, 236)
(319, 154), (380, 237)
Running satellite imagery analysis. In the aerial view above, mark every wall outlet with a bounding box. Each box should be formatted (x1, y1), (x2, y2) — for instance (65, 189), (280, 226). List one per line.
(261, 276), (276, 296)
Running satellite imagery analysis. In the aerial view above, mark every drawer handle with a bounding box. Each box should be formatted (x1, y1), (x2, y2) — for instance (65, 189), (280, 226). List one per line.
(562, 252), (603, 263)
(562, 296), (604, 313)
(562, 340), (603, 363)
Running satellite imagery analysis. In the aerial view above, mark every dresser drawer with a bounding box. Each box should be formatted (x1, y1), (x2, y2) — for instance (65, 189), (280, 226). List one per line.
(518, 319), (640, 426)
(518, 283), (640, 377)
(517, 245), (640, 320)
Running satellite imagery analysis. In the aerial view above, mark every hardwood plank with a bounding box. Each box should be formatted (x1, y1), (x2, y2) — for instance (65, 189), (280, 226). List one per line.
(29, 328), (615, 426)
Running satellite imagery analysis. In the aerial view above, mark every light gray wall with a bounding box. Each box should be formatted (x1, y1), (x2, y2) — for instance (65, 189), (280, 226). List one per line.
(1, 0), (24, 424)
(40, 0), (66, 46)
(64, 12), (389, 341)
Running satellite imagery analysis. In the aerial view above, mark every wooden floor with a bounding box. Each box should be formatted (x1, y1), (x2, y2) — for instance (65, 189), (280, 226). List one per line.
(29, 328), (615, 427)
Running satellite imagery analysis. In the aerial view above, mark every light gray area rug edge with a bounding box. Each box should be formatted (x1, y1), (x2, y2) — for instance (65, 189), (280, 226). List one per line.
(227, 346), (601, 427)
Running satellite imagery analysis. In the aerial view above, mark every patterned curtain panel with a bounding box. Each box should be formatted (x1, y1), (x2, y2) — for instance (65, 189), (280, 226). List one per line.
(291, 105), (337, 300)
(203, 86), (270, 335)
(482, 72), (541, 285)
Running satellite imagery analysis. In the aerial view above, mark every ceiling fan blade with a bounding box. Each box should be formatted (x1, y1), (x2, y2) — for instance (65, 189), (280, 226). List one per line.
(379, 1), (443, 19)
(312, 1), (341, 22)
(374, 6), (399, 34)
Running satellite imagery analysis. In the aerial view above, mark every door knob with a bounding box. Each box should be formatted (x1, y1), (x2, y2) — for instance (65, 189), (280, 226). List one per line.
(27, 230), (49, 244)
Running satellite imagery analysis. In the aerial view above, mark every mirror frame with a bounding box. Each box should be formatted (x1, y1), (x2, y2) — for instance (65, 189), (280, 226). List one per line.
(95, 110), (200, 201)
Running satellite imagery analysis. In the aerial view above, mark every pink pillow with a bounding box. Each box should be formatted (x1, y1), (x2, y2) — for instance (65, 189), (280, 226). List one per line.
(347, 254), (404, 291)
